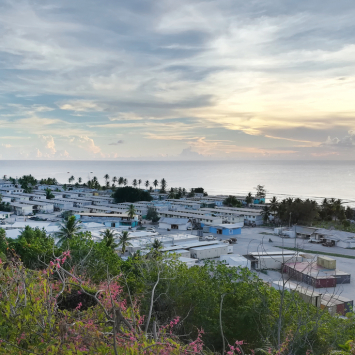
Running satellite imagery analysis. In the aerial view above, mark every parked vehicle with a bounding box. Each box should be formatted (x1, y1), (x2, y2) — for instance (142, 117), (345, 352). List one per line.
(146, 228), (156, 232)
(205, 235), (216, 241)
(230, 238), (237, 244)
(187, 226), (192, 230)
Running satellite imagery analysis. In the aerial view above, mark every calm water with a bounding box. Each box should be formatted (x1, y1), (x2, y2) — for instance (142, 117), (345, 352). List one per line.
(1, 160), (354, 205)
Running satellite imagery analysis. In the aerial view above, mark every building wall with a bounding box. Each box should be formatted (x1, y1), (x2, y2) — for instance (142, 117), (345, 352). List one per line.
(209, 227), (241, 236)
(159, 222), (188, 230)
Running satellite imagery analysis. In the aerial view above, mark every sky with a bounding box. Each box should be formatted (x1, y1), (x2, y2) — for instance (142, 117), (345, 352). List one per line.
(0, 0), (355, 160)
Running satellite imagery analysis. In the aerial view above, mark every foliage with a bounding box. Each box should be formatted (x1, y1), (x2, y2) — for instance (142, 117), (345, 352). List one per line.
(126, 204), (136, 219)
(0, 257), (205, 355)
(100, 229), (118, 249)
(18, 175), (37, 193)
(57, 216), (82, 246)
(223, 195), (243, 207)
(117, 230), (132, 254)
(39, 177), (58, 185)
(113, 186), (152, 203)
(255, 185), (266, 199)
(245, 192), (253, 205)
(160, 178), (167, 193)
(45, 188), (55, 199)
(146, 207), (160, 222)
(7, 226), (58, 269)
(0, 194), (11, 212)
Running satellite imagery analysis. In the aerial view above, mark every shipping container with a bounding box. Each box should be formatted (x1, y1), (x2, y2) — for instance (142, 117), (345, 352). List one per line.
(255, 255), (302, 270)
(190, 244), (229, 259)
(332, 272), (351, 285)
(317, 256), (336, 269)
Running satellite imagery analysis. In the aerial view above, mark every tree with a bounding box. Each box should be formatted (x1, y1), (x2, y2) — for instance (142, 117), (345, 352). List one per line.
(18, 174), (37, 192)
(270, 196), (279, 219)
(68, 175), (75, 184)
(345, 206), (354, 220)
(133, 179), (138, 188)
(261, 206), (271, 223)
(8, 226), (58, 269)
(138, 179), (142, 189)
(56, 215), (82, 246)
(45, 188), (55, 199)
(123, 178), (128, 187)
(0, 256), (205, 355)
(78, 177), (82, 184)
(255, 184), (266, 200)
(151, 238), (163, 251)
(127, 204), (136, 219)
(187, 188), (195, 198)
(117, 230), (132, 253)
(100, 228), (118, 249)
(113, 186), (153, 203)
(112, 176), (117, 186)
(245, 192), (253, 206)
(160, 178), (167, 193)
(104, 174), (110, 185)
(146, 207), (160, 222)
(145, 180), (150, 189)
(153, 179), (158, 191)
(118, 177), (124, 187)
(223, 195), (242, 207)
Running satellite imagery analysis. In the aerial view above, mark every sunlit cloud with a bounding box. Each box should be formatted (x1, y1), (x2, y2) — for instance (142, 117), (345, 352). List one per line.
(0, 0), (355, 159)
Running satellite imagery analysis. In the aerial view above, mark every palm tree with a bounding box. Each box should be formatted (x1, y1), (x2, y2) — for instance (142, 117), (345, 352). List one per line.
(160, 178), (167, 193)
(112, 176), (117, 184)
(127, 204), (136, 219)
(269, 196), (279, 219)
(100, 228), (118, 249)
(78, 177), (82, 184)
(104, 174), (110, 186)
(123, 178), (128, 187)
(168, 188), (175, 199)
(57, 216), (82, 246)
(45, 188), (54, 199)
(138, 179), (142, 189)
(145, 180), (150, 189)
(118, 177), (124, 187)
(245, 192), (253, 206)
(151, 238), (163, 251)
(68, 175), (75, 184)
(132, 179), (137, 188)
(153, 179), (158, 191)
(261, 206), (271, 224)
(117, 230), (132, 254)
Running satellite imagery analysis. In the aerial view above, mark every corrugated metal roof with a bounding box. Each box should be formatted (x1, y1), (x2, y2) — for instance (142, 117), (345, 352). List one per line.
(159, 217), (190, 225)
(315, 228), (355, 241)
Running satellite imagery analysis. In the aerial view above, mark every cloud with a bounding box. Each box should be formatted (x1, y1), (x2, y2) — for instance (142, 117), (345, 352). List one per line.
(39, 135), (57, 155)
(1, 0), (355, 159)
(179, 147), (207, 159)
(59, 101), (104, 112)
(108, 140), (124, 145)
(69, 136), (102, 156)
(322, 131), (355, 147)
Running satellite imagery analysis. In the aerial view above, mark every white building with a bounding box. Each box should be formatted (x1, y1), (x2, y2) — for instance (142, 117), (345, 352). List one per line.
(159, 217), (191, 231)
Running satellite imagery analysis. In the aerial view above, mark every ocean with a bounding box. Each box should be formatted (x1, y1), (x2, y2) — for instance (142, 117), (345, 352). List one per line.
(1, 160), (355, 206)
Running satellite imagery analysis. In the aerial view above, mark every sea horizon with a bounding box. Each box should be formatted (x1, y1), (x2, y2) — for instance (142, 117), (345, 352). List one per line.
(1, 160), (355, 206)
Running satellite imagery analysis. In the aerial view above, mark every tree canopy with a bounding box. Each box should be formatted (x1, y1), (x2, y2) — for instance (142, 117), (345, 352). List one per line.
(113, 186), (152, 203)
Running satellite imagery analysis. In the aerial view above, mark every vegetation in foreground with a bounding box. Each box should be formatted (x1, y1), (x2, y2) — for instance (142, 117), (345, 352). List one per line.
(1, 226), (355, 354)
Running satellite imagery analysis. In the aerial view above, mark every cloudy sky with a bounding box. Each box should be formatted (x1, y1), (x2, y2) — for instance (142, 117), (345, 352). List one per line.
(0, 0), (355, 160)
